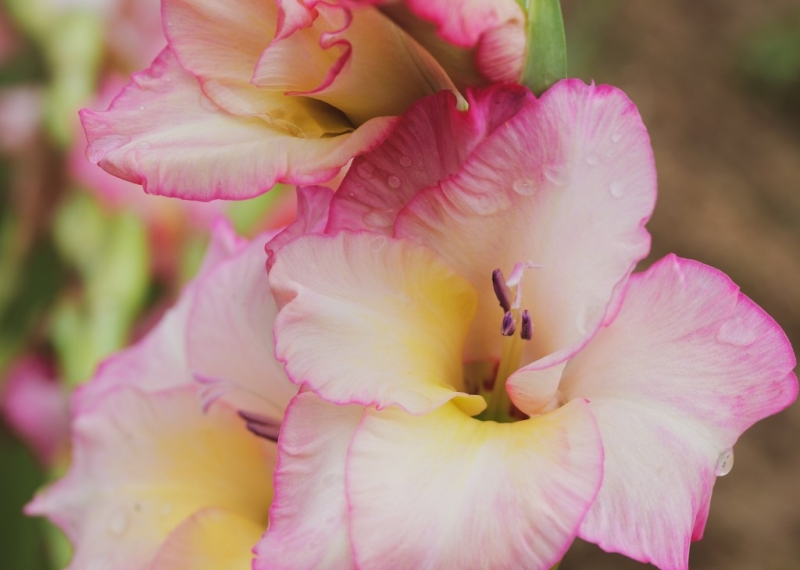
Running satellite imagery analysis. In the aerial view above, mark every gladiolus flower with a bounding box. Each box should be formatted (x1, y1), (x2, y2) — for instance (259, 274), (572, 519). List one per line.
(80, 0), (460, 201)
(26, 222), (297, 569)
(260, 82), (797, 570)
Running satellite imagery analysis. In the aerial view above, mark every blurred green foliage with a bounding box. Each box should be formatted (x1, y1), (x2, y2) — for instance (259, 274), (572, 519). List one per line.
(0, 429), (49, 570)
(50, 191), (150, 387)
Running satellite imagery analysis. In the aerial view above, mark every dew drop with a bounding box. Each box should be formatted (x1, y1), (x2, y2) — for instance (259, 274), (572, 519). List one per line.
(512, 178), (536, 196)
(399, 155), (412, 167)
(715, 317), (757, 347)
(356, 162), (374, 180)
(611, 132), (622, 143)
(362, 209), (393, 228)
(387, 175), (401, 189)
(544, 164), (570, 187)
(586, 154), (600, 166)
(138, 106), (145, 111)
(715, 447), (734, 476)
(109, 510), (129, 536)
(609, 181), (625, 198)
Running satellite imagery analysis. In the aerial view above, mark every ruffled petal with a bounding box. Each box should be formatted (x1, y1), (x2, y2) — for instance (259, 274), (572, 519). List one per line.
(395, 79), (655, 381)
(327, 86), (531, 235)
(404, 0), (524, 49)
(268, 231), (483, 415)
(253, 4), (458, 126)
(26, 386), (275, 570)
(163, 0), (353, 138)
(403, 0), (526, 82)
(81, 48), (394, 201)
(558, 255), (798, 570)
(266, 185), (334, 270)
(150, 507), (264, 570)
(188, 231), (297, 418)
(254, 392), (360, 570)
(346, 399), (603, 570)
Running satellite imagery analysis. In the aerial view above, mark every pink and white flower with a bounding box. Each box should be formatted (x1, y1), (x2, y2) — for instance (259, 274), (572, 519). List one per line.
(81, 0), (461, 201)
(261, 81), (798, 570)
(26, 221), (298, 569)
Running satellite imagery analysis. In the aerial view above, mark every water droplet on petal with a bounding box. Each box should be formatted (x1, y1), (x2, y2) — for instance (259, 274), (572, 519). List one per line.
(387, 175), (401, 189)
(609, 181), (625, 198)
(399, 156), (412, 167)
(109, 510), (129, 536)
(587, 154), (600, 166)
(362, 209), (393, 228)
(611, 132), (622, 143)
(138, 106), (145, 111)
(544, 164), (570, 187)
(356, 162), (374, 180)
(716, 317), (757, 347)
(512, 179), (536, 196)
(715, 447), (734, 476)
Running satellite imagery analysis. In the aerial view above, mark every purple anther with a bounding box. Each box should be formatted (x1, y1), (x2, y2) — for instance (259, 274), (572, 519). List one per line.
(501, 311), (516, 336)
(520, 309), (533, 340)
(238, 410), (282, 442)
(492, 268), (512, 312)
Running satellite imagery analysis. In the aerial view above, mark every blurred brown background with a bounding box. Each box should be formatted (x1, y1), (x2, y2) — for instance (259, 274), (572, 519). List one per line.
(559, 1), (800, 568)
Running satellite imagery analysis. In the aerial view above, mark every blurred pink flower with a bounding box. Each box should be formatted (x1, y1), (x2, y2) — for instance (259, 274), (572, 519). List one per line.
(260, 82), (798, 570)
(1, 356), (70, 466)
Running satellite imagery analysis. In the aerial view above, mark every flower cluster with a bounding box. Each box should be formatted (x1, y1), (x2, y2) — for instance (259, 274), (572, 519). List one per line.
(24, 1), (797, 570)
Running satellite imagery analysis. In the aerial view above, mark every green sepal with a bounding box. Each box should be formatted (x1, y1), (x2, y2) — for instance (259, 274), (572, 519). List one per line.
(518, 0), (568, 95)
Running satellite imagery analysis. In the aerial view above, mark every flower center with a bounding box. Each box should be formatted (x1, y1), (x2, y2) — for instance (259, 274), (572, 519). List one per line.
(476, 264), (537, 423)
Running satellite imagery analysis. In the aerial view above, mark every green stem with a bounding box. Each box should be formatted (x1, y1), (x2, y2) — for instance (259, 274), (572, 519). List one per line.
(520, 0), (568, 95)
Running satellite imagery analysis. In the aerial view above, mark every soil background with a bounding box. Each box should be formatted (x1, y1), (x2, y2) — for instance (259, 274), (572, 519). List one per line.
(558, 1), (800, 569)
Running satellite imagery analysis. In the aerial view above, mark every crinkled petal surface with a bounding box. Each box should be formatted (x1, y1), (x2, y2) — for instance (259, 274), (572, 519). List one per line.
(266, 185), (334, 269)
(253, 3), (457, 126)
(346, 399), (604, 570)
(394, 80), (655, 396)
(558, 255), (798, 570)
(327, 86), (531, 235)
(81, 49), (394, 201)
(402, 0), (526, 82)
(403, 0), (524, 48)
(269, 231), (483, 415)
(254, 392), (360, 570)
(188, 230), (296, 417)
(26, 386), (275, 570)
(163, 0), (354, 138)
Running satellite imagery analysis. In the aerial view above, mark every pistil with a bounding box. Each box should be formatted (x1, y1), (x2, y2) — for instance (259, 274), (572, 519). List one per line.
(478, 312), (525, 422)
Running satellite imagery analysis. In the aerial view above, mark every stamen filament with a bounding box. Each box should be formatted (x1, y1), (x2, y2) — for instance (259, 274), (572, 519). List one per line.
(478, 310), (524, 423)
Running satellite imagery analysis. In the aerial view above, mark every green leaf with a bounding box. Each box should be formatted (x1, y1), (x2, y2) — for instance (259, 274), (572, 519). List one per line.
(519, 0), (568, 95)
